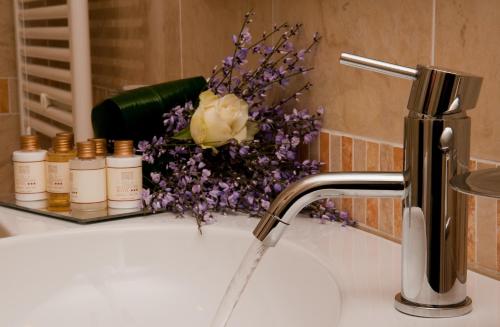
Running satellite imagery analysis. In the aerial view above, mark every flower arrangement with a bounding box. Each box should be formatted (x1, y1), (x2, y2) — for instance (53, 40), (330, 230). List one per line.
(139, 11), (353, 227)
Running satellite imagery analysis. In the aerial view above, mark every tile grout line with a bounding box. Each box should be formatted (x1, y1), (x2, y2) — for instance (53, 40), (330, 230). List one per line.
(322, 128), (500, 165)
(322, 128), (403, 149)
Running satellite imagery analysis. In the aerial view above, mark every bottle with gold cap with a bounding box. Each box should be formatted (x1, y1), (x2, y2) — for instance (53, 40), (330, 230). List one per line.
(46, 132), (76, 211)
(13, 134), (47, 201)
(88, 138), (107, 158)
(106, 140), (142, 209)
(69, 141), (107, 211)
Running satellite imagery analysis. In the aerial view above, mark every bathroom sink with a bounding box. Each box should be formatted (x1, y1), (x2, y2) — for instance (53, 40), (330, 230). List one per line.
(0, 224), (341, 327)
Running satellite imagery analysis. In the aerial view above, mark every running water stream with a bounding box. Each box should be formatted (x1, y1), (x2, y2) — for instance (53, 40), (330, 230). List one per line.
(210, 240), (269, 327)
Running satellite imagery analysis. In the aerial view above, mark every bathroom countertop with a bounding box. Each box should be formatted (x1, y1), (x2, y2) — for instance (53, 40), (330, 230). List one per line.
(0, 206), (499, 327)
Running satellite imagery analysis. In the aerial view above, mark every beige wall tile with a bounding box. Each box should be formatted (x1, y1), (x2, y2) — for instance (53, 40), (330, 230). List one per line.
(181, 0), (272, 78)
(393, 147), (403, 172)
(394, 199), (402, 240)
(436, 0), (500, 161)
(353, 139), (366, 171)
(330, 135), (341, 209)
(89, 0), (182, 89)
(341, 136), (352, 171)
(331, 135), (341, 171)
(352, 139), (366, 224)
(467, 160), (477, 264)
(340, 135), (353, 214)
(476, 162), (498, 270)
(353, 198), (367, 225)
(380, 144), (393, 171)
(8, 78), (17, 113)
(468, 195), (476, 264)
(319, 132), (330, 172)
(379, 198), (394, 236)
(367, 198), (379, 229)
(341, 198), (352, 218)
(145, 0), (182, 83)
(0, 79), (8, 113)
(366, 141), (379, 171)
(89, 0), (148, 88)
(309, 136), (320, 161)
(273, 0), (432, 146)
(341, 136), (353, 215)
(0, 0), (16, 77)
(0, 114), (20, 196)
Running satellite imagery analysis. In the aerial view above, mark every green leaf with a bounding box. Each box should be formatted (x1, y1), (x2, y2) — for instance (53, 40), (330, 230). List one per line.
(172, 127), (193, 140)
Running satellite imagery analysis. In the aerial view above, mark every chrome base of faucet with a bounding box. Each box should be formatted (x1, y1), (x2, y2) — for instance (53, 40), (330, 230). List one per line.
(394, 293), (472, 318)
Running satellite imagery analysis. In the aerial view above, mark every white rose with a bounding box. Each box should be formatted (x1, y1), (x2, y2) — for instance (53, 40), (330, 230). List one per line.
(190, 90), (250, 148)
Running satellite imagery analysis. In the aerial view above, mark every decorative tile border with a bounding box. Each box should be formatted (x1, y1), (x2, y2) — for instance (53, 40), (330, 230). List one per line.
(312, 129), (500, 279)
(0, 78), (19, 114)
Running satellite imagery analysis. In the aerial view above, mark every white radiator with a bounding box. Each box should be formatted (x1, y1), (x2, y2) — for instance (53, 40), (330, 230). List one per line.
(14, 0), (93, 141)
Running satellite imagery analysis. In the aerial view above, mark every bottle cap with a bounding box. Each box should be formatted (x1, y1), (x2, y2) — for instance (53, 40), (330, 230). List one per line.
(56, 132), (74, 145)
(113, 140), (134, 157)
(76, 141), (96, 159)
(53, 132), (74, 153)
(88, 138), (107, 157)
(20, 135), (40, 151)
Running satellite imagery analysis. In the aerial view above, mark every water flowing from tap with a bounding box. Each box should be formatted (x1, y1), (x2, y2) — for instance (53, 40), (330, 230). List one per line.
(210, 239), (268, 327)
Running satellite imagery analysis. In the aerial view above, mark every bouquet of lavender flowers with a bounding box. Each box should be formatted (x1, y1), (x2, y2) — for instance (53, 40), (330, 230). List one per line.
(139, 11), (353, 227)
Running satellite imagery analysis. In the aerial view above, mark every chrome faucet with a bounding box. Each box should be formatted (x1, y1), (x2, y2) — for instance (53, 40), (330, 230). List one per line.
(253, 53), (483, 318)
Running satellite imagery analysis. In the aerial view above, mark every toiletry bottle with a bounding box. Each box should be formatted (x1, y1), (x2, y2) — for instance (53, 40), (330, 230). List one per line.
(89, 138), (107, 158)
(13, 135), (47, 201)
(69, 141), (107, 211)
(106, 140), (142, 209)
(46, 132), (76, 211)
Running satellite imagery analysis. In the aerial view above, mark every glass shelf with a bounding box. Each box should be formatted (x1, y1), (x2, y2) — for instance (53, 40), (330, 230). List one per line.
(0, 194), (156, 224)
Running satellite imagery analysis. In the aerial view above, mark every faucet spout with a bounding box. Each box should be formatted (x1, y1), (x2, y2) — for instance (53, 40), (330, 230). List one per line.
(253, 172), (405, 246)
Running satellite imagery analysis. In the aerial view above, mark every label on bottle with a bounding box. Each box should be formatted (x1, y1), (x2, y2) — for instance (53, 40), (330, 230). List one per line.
(46, 162), (70, 193)
(13, 161), (46, 194)
(70, 168), (107, 203)
(107, 166), (142, 201)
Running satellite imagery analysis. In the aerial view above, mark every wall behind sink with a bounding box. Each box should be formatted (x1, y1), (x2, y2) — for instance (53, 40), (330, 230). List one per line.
(279, 0), (500, 278)
(0, 0), (20, 197)
(86, 0), (499, 278)
(88, 0), (272, 103)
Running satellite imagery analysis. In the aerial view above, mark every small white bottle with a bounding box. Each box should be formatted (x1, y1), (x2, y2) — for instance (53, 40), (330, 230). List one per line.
(13, 135), (47, 201)
(106, 140), (142, 209)
(70, 141), (107, 211)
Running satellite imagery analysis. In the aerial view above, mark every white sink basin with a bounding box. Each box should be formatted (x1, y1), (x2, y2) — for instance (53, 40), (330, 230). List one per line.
(0, 225), (341, 327)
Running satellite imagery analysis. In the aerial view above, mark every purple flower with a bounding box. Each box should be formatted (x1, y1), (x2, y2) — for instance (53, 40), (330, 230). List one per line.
(150, 172), (161, 183)
(297, 49), (306, 61)
(140, 13), (340, 225)
(228, 192), (240, 207)
(223, 56), (233, 66)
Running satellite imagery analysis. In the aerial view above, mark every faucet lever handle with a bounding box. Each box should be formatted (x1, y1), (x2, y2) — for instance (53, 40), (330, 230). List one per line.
(339, 52), (483, 116)
(339, 53), (418, 80)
